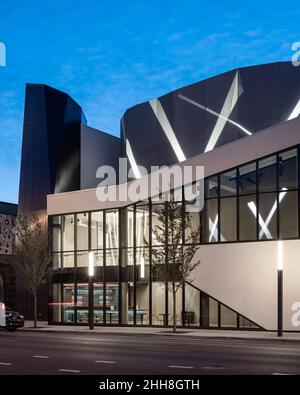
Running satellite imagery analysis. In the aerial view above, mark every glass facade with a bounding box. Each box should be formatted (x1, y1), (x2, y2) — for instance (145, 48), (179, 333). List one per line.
(49, 146), (300, 328)
(203, 147), (299, 243)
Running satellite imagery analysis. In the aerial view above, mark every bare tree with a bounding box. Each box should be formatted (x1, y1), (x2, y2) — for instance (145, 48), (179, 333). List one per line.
(12, 215), (51, 328)
(150, 201), (201, 333)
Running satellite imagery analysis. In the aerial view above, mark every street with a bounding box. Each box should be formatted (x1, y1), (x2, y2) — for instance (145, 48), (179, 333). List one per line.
(0, 330), (300, 375)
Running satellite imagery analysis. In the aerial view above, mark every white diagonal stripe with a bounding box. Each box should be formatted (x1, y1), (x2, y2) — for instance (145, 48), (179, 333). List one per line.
(258, 188), (287, 239)
(248, 201), (272, 239)
(126, 138), (141, 179)
(204, 72), (244, 153)
(248, 188), (287, 239)
(288, 98), (300, 120)
(208, 216), (226, 242)
(178, 94), (251, 136)
(149, 99), (186, 162)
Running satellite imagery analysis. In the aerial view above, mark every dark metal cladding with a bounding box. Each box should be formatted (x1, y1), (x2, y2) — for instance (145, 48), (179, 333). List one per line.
(18, 84), (85, 213)
(121, 61), (300, 172)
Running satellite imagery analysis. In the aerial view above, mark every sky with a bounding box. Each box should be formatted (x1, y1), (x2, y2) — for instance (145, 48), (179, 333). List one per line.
(0, 0), (299, 203)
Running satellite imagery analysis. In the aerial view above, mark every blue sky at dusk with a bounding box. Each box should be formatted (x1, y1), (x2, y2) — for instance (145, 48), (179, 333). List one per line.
(0, 0), (299, 203)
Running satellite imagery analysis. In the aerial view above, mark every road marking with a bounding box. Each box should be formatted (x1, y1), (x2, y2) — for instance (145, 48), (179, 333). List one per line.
(201, 366), (225, 370)
(58, 369), (81, 373)
(32, 355), (50, 359)
(136, 348), (190, 353)
(95, 360), (116, 364)
(0, 362), (12, 366)
(169, 365), (194, 369)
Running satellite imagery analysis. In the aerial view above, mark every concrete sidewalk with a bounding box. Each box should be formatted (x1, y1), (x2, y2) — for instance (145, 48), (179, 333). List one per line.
(21, 321), (300, 341)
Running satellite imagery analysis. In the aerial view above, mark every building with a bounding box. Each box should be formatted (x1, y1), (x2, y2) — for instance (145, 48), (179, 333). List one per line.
(0, 201), (17, 309)
(20, 61), (300, 330)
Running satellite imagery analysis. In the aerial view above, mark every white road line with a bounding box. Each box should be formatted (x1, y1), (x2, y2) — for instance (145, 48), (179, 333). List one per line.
(0, 362), (12, 366)
(168, 365), (194, 369)
(136, 348), (190, 353)
(32, 355), (50, 359)
(95, 360), (116, 364)
(58, 369), (81, 373)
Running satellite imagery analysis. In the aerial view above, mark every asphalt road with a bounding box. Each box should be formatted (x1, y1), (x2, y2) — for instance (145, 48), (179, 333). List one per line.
(0, 330), (300, 375)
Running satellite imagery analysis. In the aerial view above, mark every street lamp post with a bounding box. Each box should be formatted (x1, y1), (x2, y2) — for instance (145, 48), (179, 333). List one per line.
(277, 241), (283, 337)
(88, 251), (94, 330)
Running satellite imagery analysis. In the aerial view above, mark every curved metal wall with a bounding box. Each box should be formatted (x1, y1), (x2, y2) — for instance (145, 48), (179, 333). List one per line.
(121, 62), (300, 172)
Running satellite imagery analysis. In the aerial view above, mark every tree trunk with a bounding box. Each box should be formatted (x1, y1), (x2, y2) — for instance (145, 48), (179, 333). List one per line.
(33, 292), (37, 328)
(173, 284), (176, 333)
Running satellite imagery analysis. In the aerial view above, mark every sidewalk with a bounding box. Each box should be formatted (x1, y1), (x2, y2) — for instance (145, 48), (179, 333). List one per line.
(21, 321), (300, 341)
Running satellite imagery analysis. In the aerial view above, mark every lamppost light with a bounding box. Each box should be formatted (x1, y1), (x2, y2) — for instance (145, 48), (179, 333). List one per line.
(88, 251), (94, 277)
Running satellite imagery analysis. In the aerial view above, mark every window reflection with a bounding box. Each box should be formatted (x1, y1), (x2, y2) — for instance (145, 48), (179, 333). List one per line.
(239, 162), (256, 195)
(76, 213), (88, 250)
(62, 215), (74, 251)
(106, 210), (119, 249)
(220, 169), (237, 196)
(278, 149), (298, 190)
(136, 206), (149, 247)
(203, 199), (218, 243)
(258, 155), (277, 192)
(91, 211), (103, 250)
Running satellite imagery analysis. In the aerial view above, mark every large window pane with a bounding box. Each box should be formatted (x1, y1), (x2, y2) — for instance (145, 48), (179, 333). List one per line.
(106, 283), (119, 324)
(106, 210), (119, 249)
(168, 284), (182, 326)
(184, 283), (200, 326)
(94, 283), (104, 324)
(205, 176), (218, 198)
(209, 298), (218, 327)
(91, 212), (103, 250)
(77, 251), (88, 267)
(278, 149), (298, 190)
(136, 248), (149, 280)
(220, 169), (237, 196)
(258, 193), (277, 240)
(279, 191), (298, 238)
(185, 211), (200, 243)
(77, 213), (88, 251)
(52, 253), (61, 270)
(221, 305), (237, 328)
(62, 283), (75, 323)
(52, 216), (61, 252)
(239, 195), (257, 241)
(152, 282), (166, 325)
(51, 283), (61, 322)
(152, 205), (165, 246)
(203, 199), (218, 243)
(62, 252), (75, 268)
(62, 215), (74, 251)
(136, 281), (150, 325)
(258, 155), (277, 192)
(136, 206), (149, 247)
(220, 197), (237, 242)
(76, 284), (89, 323)
(239, 162), (257, 195)
(106, 249), (119, 266)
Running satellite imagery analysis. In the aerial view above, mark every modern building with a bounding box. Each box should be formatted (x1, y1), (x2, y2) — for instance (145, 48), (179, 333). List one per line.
(19, 61), (300, 331)
(0, 201), (17, 309)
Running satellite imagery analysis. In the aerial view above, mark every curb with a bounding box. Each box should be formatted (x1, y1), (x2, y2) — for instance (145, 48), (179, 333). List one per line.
(19, 327), (300, 342)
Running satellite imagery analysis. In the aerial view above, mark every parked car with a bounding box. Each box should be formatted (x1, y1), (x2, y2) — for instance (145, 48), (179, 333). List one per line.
(5, 307), (25, 331)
